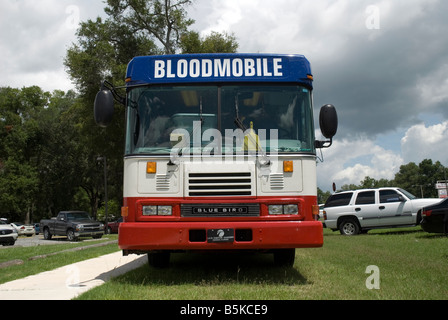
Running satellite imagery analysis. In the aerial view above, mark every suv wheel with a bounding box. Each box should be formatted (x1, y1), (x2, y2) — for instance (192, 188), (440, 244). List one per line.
(339, 218), (360, 236)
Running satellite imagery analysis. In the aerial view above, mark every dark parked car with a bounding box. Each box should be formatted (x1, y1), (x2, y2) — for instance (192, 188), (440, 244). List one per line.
(421, 198), (448, 235)
(106, 217), (122, 234)
(34, 223), (40, 235)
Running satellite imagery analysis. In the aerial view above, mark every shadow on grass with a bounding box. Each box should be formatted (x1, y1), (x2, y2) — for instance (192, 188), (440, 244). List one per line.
(367, 226), (448, 238)
(416, 233), (448, 239)
(369, 229), (423, 236)
(114, 251), (308, 287)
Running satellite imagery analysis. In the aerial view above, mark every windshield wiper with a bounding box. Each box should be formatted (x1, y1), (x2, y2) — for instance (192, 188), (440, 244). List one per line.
(234, 94), (247, 131)
(199, 95), (204, 124)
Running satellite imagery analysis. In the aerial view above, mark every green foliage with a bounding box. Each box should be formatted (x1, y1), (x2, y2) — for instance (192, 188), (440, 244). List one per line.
(105, 0), (194, 55)
(317, 188), (332, 204)
(180, 31), (239, 53)
(394, 159), (445, 198)
(97, 199), (122, 222)
(0, 87), (87, 222)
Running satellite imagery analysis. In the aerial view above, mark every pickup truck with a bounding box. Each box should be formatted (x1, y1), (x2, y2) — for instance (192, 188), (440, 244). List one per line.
(41, 211), (104, 241)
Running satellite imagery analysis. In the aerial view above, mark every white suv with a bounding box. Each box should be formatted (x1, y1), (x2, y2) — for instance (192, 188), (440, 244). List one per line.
(323, 188), (442, 235)
(0, 219), (18, 246)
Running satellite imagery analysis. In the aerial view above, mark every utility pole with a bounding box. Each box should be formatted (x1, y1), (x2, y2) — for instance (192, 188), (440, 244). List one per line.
(97, 156), (108, 233)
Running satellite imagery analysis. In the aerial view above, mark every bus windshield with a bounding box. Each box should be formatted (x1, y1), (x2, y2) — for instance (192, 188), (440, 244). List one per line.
(125, 84), (315, 155)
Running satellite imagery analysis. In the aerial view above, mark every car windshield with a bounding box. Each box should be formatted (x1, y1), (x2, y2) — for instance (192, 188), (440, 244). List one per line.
(66, 212), (91, 221)
(399, 188), (417, 200)
(125, 84), (315, 155)
(0, 221), (6, 225)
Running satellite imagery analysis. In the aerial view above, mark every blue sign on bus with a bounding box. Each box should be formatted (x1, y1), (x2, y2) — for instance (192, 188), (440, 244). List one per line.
(125, 54), (313, 87)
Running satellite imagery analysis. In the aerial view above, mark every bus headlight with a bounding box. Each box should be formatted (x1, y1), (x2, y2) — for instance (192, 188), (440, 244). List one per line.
(268, 205), (283, 215)
(143, 206), (157, 216)
(143, 205), (173, 216)
(158, 206), (173, 216)
(268, 204), (299, 215)
(284, 204), (299, 215)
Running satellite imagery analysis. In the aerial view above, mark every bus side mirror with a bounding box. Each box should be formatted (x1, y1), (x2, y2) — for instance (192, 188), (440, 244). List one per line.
(94, 88), (114, 127)
(315, 104), (338, 149)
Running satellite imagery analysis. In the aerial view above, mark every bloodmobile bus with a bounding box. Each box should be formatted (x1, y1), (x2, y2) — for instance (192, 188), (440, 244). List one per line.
(94, 54), (338, 268)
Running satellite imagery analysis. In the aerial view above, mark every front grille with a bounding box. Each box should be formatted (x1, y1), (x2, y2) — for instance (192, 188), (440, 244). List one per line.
(187, 172), (253, 197)
(83, 225), (101, 232)
(270, 173), (284, 189)
(156, 174), (170, 191)
(0, 229), (13, 235)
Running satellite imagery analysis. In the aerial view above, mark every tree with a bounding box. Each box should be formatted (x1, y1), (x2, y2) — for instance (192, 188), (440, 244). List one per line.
(35, 91), (90, 218)
(105, 0), (195, 54)
(65, 0), (240, 217)
(317, 188), (331, 204)
(394, 159), (444, 198)
(393, 162), (424, 197)
(180, 31), (238, 53)
(65, 17), (158, 97)
(0, 159), (38, 222)
(359, 176), (393, 189)
(0, 85), (113, 222)
(419, 159), (445, 197)
(64, 13), (154, 217)
(0, 87), (51, 222)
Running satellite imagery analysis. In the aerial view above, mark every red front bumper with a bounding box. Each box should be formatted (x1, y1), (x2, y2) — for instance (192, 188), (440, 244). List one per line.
(119, 220), (323, 252)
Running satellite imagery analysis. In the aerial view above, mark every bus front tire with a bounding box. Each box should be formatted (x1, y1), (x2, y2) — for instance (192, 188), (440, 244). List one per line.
(273, 249), (295, 267)
(148, 251), (170, 268)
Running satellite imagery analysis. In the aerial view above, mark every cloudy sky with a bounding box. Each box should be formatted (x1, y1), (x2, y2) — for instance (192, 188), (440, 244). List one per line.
(1, 0), (448, 191)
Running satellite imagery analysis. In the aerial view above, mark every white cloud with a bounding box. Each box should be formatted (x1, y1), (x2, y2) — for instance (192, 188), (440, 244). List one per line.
(199, 0), (243, 35)
(196, 0), (367, 57)
(417, 63), (448, 107)
(0, 0), (106, 92)
(317, 120), (448, 191)
(6, 68), (74, 93)
(401, 121), (448, 165)
(317, 137), (403, 190)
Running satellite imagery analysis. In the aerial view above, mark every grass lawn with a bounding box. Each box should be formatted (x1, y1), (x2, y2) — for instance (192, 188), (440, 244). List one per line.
(76, 227), (448, 300)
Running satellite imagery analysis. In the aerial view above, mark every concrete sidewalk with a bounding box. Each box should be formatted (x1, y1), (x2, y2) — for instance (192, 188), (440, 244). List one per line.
(0, 252), (147, 300)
